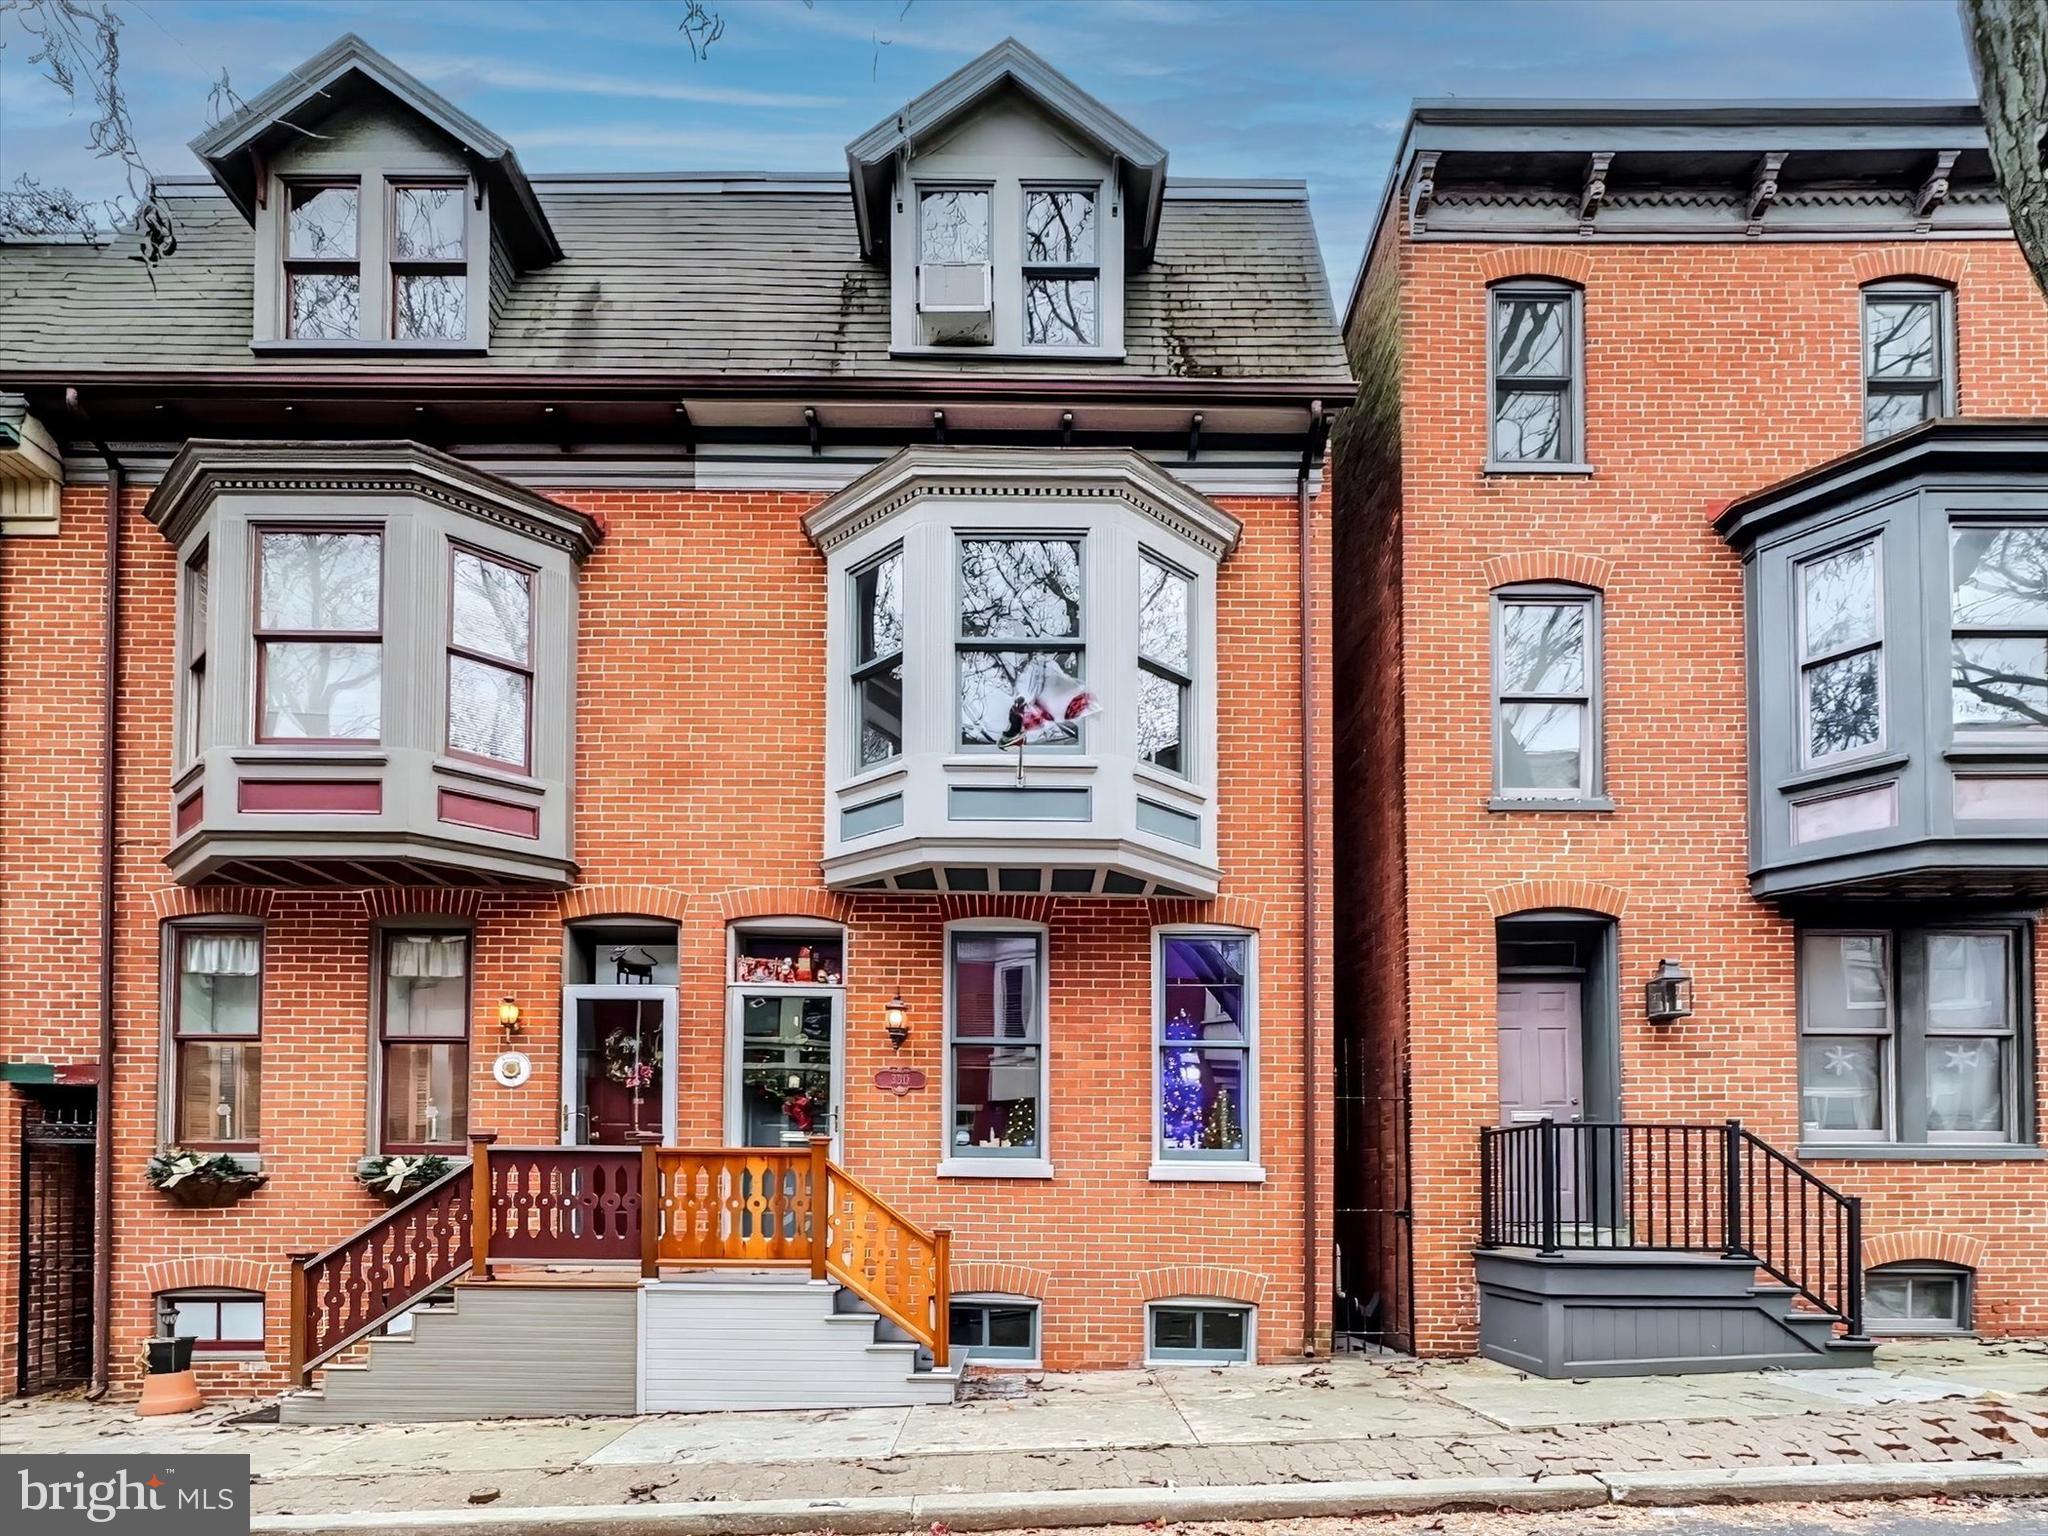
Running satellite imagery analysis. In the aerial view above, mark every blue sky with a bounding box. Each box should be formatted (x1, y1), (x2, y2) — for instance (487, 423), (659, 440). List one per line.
(1, 0), (1982, 294)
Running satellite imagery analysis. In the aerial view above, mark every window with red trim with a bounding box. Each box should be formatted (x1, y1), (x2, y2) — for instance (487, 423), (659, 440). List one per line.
(157, 1289), (265, 1353)
(171, 928), (262, 1148)
(379, 931), (470, 1151)
(446, 546), (534, 771)
(254, 528), (383, 743)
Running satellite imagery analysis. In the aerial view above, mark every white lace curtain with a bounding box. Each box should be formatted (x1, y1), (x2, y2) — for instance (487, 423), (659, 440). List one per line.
(181, 934), (261, 976)
(387, 934), (468, 979)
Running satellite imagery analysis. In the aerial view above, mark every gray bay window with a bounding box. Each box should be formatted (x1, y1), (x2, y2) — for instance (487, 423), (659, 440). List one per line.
(957, 536), (1085, 749)
(853, 547), (905, 769)
(1493, 585), (1603, 806)
(1138, 554), (1192, 774)
(256, 528), (384, 743)
(1488, 281), (1583, 469)
(1862, 282), (1955, 443)
(1950, 524), (2048, 737)
(1798, 538), (1884, 765)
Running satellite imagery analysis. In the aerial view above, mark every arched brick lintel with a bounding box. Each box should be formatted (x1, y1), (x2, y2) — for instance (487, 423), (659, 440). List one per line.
(1132, 1265), (1269, 1306)
(1864, 1228), (1988, 1271)
(951, 1263), (1053, 1300)
(560, 883), (692, 924)
(1850, 248), (1967, 287)
(364, 887), (482, 921)
(715, 886), (854, 925)
(148, 887), (277, 922)
(1151, 894), (1266, 931)
(140, 1255), (277, 1296)
(1478, 248), (1591, 287)
(1483, 551), (1613, 592)
(1487, 879), (1628, 919)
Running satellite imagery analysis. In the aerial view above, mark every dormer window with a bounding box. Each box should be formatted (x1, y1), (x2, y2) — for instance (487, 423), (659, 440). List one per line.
(285, 182), (361, 339)
(1022, 187), (1098, 347)
(391, 183), (468, 341)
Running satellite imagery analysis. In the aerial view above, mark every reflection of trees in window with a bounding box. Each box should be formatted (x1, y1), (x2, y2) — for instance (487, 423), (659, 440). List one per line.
(1798, 539), (1883, 762)
(1862, 288), (1947, 442)
(1024, 278), (1098, 346)
(1024, 191), (1094, 264)
(1951, 525), (2048, 730)
(1491, 289), (1574, 464)
(284, 183), (360, 340)
(853, 549), (904, 768)
(1496, 596), (1593, 794)
(256, 530), (382, 741)
(391, 183), (466, 341)
(1138, 556), (1190, 773)
(958, 539), (1084, 746)
(448, 549), (532, 768)
(919, 189), (990, 264)
(1023, 189), (1099, 346)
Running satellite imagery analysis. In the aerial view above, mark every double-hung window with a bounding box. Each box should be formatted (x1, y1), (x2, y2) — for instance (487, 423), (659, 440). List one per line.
(379, 931), (470, 1152)
(284, 181), (361, 340)
(1488, 282), (1581, 467)
(1493, 586), (1600, 801)
(1862, 283), (1954, 442)
(1797, 538), (1884, 764)
(957, 537), (1085, 748)
(447, 546), (534, 770)
(255, 528), (383, 743)
(1157, 933), (1252, 1162)
(1950, 523), (2048, 738)
(947, 931), (1044, 1158)
(172, 928), (262, 1148)
(1799, 924), (2028, 1147)
(182, 544), (208, 762)
(852, 547), (905, 768)
(390, 182), (467, 341)
(1138, 554), (1192, 774)
(1022, 187), (1098, 347)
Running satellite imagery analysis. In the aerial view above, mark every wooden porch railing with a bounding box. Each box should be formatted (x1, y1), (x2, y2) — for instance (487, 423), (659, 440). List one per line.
(291, 1136), (952, 1383)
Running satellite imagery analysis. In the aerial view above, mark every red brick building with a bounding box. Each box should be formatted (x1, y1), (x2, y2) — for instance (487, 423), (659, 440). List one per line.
(1335, 102), (2048, 1375)
(0, 36), (1349, 1413)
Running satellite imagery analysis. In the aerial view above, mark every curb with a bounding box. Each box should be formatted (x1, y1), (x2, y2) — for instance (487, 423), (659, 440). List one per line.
(249, 1461), (2048, 1536)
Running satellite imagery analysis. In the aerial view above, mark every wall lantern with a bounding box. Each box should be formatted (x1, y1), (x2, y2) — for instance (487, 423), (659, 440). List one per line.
(884, 992), (910, 1051)
(497, 996), (524, 1037)
(1644, 959), (1695, 1025)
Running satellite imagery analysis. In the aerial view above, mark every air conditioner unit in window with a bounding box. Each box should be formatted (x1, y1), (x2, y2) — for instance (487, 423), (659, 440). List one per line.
(917, 262), (993, 314)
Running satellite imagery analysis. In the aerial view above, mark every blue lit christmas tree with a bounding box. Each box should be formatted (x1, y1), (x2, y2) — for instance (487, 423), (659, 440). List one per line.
(1162, 1010), (1204, 1149)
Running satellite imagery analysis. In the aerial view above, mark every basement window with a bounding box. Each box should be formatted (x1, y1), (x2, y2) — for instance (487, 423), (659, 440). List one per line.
(158, 1289), (266, 1354)
(1864, 1262), (1971, 1334)
(1146, 1300), (1253, 1364)
(949, 1296), (1040, 1363)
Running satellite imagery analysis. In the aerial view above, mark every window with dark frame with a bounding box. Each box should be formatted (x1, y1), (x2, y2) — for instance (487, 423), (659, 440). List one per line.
(157, 1290), (266, 1353)
(1864, 1262), (1972, 1334)
(183, 543), (209, 763)
(254, 527), (383, 743)
(1148, 1302), (1251, 1363)
(1950, 522), (2048, 738)
(1493, 586), (1600, 800)
(853, 547), (905, 769)
(948, 1297), (1040, 1362)
(1138, 554), (1192, 775)
(957, 536), (1085, 749)
(948, 931), (1044, 1158)
(1157, 933), (1251, 1161)
(447, 546), (534, 771)
(379, 931), (471, 1152)
(1797, 537), (1885, 765)
(171, 928), (262, 1148)
(1489, 282), (1580, 466)
(1798, 924), (2027, 1147)
(390, 181), (467, 342)
(1022, 186), (1098, 347)
(1862, 283), (1953, 443)
(283, 181), (362, 340)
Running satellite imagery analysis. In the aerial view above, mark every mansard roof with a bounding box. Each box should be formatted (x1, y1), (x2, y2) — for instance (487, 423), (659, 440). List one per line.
(189, 33), (560, 267)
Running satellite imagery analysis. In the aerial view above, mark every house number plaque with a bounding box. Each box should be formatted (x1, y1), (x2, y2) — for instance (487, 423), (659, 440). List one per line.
(492, 1051), (534, 1089)
(873, 1066), (926, 1098)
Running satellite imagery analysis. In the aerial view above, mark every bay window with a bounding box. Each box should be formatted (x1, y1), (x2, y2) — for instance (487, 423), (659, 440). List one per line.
(182, 544), (208, 763)
(447, 546), (534, 770)
(1156, 932), (1253, 1166)
(1798, 538), (1884, 764)
(1798, 922), (2030, 1150)
(1950, 523), (2048, 736)
(947, 930), (1045, 1162)
(172, 928), (262, 1148)
(390, 182), (467, 342)
(1138, 555), (1192, 774)
(957, 537), (1085, 749)
(284, 181), (361, 340)
(852, 547), (904, 769)
(255, 528), (383, 743)
(379, 931), (470, 1151)
(1022, 187), (1098, 347)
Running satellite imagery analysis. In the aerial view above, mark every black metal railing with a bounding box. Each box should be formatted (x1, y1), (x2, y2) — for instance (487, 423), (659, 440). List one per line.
(1479, 1119), (1864, 1339)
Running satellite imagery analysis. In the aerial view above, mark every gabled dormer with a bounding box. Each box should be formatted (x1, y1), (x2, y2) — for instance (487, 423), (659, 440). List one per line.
(846, 39), (1166, 361)
(190, 34), (559, 355)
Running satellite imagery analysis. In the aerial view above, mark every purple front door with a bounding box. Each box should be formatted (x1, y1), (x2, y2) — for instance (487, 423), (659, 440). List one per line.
(1497, 980), (1585, 1214)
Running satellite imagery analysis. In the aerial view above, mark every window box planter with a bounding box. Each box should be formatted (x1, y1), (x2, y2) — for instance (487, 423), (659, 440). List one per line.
(147, 1149), (266, 1209)
(357, 1153), (453, 1201)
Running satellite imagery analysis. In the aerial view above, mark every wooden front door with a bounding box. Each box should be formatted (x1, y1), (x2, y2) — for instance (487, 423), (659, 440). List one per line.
(17, 1089), (95, 1394)
(1497, 979), (1584, 1215)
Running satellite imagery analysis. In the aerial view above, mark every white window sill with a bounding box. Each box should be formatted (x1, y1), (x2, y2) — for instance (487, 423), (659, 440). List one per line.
(1797, 1144), (2044, 1162)
(890, 346), (1126, 364)
(1488, 795), (1614, 814)
(251, 339), (488, 357)
(1148, 1162), (1265, 1184)
(1483, 461), (1595, 476)
(938, 1157), (1054, 1180)
(191, 1351), (268, 1364)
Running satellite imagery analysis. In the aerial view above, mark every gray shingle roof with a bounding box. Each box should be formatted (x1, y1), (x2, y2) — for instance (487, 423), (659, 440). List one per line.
(0, 179), (1347, 383)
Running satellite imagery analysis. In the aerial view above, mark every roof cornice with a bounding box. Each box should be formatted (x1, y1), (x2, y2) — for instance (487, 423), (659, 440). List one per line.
(802, 445), (1243, 560)
(146, 438), (605, 559)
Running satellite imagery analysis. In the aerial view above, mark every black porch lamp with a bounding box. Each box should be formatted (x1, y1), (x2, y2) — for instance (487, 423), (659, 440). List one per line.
(1644, 958), (1695, 1025)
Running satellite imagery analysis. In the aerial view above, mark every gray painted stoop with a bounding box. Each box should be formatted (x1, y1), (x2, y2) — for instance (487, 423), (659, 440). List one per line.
(1477, 1249), (1878, 1378)
(281, 1268), (958, 1424)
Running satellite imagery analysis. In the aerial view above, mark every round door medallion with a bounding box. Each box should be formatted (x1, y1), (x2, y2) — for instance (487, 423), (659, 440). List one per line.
(491, 1051), (533, 1089)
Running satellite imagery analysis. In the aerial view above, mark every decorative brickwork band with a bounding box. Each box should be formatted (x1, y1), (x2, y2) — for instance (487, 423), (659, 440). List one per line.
(1132, 1264), (1269, 1305)
(560, 883), (692, 923)
(140, 1256), (277, 1296)
(951, 1262), (1053, 1300)
(1486, 878), (1629, 919)
(1150, 894), (1266, 930)
(147, 886), (277, 921)
(1478, 248), (1592, 287)
(1483, 551), (1612, 592)
(1850, 248), (1968, 287)
(1864, 1229), (1988, 1271)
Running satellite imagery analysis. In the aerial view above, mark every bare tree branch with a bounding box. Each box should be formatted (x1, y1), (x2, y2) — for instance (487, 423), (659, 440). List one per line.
(1960, 0), (2048, 301)
(679, 0), (725, 62)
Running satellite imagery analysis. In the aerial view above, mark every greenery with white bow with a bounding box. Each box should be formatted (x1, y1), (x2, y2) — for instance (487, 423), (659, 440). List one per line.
(357, 1153), (454, 1199)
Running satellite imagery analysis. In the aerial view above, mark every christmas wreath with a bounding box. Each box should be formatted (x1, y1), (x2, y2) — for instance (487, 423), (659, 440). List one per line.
(601, 1024), (661, 1089)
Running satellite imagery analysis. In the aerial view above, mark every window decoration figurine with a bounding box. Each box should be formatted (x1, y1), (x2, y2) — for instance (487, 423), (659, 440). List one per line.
(611, 946), (657, 984)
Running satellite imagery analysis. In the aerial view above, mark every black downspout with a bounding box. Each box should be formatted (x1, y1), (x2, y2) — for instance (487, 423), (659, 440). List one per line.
(1298, 400), (1324, 1358)
(69, 388), (122, 1399)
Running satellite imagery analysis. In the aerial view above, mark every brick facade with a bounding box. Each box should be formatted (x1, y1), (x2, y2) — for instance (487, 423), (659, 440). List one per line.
(0, 479), (1334, 1396)
(1336, 228), (2048, 1356)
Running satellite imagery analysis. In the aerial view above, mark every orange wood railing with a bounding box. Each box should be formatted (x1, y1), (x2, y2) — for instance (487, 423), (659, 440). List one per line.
(820, 1156), (952, 1368)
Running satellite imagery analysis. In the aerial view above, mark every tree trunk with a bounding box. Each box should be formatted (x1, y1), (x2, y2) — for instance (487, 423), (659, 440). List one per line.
(1961, 0), (2048, 301)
